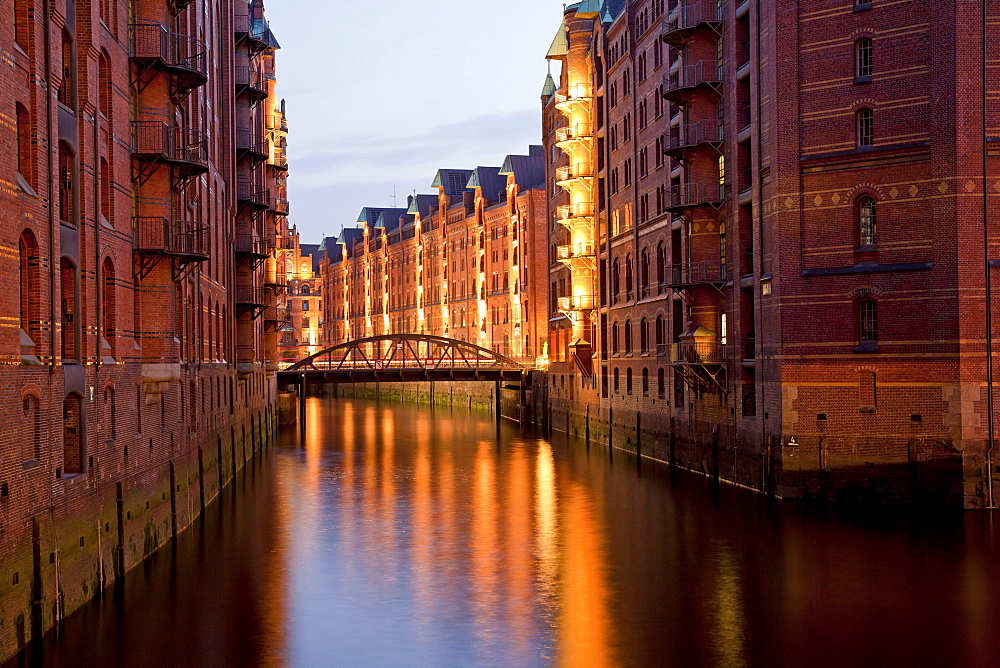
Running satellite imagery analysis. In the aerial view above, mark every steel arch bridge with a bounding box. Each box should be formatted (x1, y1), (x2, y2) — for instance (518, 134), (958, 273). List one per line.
(276, 334), (525, 391)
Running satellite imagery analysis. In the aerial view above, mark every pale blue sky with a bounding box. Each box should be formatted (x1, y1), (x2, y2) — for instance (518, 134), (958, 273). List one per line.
(264, 0), (564, 244)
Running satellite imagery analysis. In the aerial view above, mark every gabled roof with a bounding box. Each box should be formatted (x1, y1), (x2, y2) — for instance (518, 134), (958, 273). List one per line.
(376, 209), (401, 233)
(406, 193), (438, 218)
(356, 207), (406, 232)
(467, 166), (506, 204)
(431, 169), (474, 197)
(499, 148), (545, 189)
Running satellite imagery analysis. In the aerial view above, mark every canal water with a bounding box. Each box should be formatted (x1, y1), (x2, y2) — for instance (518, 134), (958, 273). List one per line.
(12, 396), (1000, 666)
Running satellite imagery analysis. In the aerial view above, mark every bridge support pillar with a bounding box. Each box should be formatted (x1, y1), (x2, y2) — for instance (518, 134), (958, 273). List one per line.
(298, 373), (307, 438)
(495, 380), (502, 426)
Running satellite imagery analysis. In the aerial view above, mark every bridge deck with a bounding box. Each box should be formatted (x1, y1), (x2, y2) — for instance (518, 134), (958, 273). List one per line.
(276, 367), (523, 391)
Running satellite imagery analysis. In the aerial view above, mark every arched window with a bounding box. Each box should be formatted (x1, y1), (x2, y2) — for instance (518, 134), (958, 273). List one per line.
(58, 29), (75, 109)
(19, 229), (38, 338)
(99, 0), (112, 27)
(719, 221), (727, 281)
(102, 257), (116, 356)
(612, 257), (621, 299)
(858, 196), (877, 246)
(16, 102), (31, 185)
(657, 368), (666, 399)
(856, 38), (873, 78)
(613, 367), (620, 392)
(655, 315), (665, 352)
(14, 0), (28, 50)
(856, 108), (873, 147)
(642, 367), (649, 396)
(63, 393), (83, 475)
(301, 284), (310, 295)
(104, 387), (116, 441)
(859, 299), (877, 344)
(626, 367), (633, 394)
(60, 257), (78, 363)
(640, 248), (650, 295)
(99, 157), (110, 223)
(640, 317), (649, 352)
(58, 141), (74, 225)
(656, 241), (666, 287)
(23, 395), (41, 460)
(612, 322), (619, 354)
(625, 253), (634, 297)
(624, 319), (632, 354)
(98, 50), (111, 119)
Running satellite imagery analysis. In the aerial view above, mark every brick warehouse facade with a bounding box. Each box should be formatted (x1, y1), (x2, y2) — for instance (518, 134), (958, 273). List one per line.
(319, 148), (549, 366)
(0, 0), (283, 657)
(542, 0), (1000, 509)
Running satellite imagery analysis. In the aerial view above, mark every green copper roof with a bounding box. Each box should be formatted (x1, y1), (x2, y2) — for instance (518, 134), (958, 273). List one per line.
(541, 73), (557, 97)
(545, 23), (569, 60)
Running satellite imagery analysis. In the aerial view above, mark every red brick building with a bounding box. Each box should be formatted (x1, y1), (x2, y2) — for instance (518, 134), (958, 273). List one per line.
(320, 149), (549, 366)
(0, 0), (283, 656)
(545, 0), (1000, 508)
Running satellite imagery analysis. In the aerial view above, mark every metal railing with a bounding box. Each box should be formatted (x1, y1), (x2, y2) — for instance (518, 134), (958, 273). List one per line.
(664, 60), (723, 94)
(557, 294), (596, 311)
(234, 233), (268, 257)
(669, 261), (726, 286)
(675, 341), (726, 365)
(667, 181), (725, 208)
(234, 65), (267, 95)
(557, 202), (595, 220)
(236, 180), (270, 208)
(553, 84), (595, 105)
(234, 285), (267, 306)
(129, 23), (208, 80)
(234, 4), (270, 42)
(274, 198), (289, 215)
(665, 0), (725, 38)
(235, 129), (267, 157)
(665, 119), (724, 152)
(556, 163), (594, 181)
(131, 121), (208, 166)
(555, 124), (595, 143)
(556, 243), (597, 261)
(133, 217), (208, 258)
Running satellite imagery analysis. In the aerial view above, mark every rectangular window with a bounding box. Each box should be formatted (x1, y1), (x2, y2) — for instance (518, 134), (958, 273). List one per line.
(302, 300), (309, 311)
(857, 109), (873, 147)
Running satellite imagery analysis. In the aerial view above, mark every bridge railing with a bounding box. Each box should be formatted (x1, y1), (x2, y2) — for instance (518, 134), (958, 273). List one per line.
(283, 334), (523, 374)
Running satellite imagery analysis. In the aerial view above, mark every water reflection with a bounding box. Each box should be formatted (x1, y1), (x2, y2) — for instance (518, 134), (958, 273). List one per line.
(14, 397), (1000, 667)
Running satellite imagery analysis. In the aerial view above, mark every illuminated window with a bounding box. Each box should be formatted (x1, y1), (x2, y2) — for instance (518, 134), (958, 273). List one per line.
(858, 196), (877, 246)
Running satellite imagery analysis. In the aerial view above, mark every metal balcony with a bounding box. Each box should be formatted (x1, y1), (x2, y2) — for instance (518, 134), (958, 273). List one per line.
(556, 163), (594, 185)
(234, 286), (268, 308)
(234, 4), (271, 49)
(663, 60), (723, 100)
(234, 233), (269, 259)
(554, 84), (595, 111)
(674, 341), (727, 366)
(668, 261), (727, 288)
(234, 65), (268, 101)
(235, 129), (268, 162)
(664, 119), (724, 157)
(666, 181), (724, 211)
(129, 23), (208, 93)
(133, 217), (209, 261)
(557, 295), (596, 312)
(131, 121), (209, 178)
(556, 202), (595, 225)
(555, 124), (595, 144)
(236, 180), (270, 210)
(556, 243), (597, 263)
(274, 198), (289, 215)
(663, 0), (725, 45)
